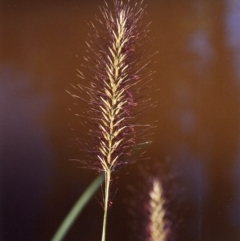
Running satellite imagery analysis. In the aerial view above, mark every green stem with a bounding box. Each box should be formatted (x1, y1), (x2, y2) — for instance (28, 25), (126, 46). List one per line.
(101, 169), (111, 241)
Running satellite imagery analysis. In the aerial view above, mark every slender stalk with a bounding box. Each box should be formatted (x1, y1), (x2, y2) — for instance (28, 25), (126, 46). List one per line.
(101, 169), (111, 241)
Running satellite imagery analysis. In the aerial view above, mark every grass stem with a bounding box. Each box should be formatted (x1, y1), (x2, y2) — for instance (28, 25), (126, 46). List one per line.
(101, 170), (111, 241)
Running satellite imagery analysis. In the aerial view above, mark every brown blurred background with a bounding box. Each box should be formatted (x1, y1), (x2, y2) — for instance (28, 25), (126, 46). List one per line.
(1, 0), (240, 240)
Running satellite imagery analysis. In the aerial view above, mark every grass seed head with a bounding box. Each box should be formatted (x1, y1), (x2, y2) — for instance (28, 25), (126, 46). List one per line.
(69, 0), (153, 173)
(147, 179), (169, 241)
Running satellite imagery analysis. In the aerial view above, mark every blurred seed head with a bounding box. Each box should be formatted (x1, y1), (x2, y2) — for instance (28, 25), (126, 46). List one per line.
(126, 160), (185, 241)
(147, 178), (169, 241)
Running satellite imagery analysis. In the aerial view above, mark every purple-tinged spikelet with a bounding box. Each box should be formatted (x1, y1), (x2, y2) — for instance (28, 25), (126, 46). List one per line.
(70, 0), (153, 173)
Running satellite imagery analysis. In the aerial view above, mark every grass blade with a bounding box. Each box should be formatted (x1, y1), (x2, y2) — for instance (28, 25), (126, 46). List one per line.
(51, 174), (104, 241)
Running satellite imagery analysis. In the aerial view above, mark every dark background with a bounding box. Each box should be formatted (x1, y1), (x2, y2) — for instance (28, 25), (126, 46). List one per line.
(1, 0), (240, 240)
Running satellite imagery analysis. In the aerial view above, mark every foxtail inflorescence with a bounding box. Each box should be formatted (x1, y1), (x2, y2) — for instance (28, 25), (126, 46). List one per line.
(147, 179), (168, 241)
(70, 0), (153, 173)
(69, 0), (153, 240)
(127, 162), (179, 241)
